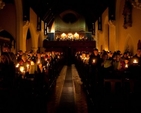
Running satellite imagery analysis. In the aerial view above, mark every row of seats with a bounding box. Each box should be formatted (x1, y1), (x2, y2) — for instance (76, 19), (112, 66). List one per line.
(0, 55), (65, 113)
(74, 57), (141, 112)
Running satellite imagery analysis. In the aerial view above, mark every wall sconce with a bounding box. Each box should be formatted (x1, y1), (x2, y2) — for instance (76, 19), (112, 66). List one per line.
(0, 0), (5, 10)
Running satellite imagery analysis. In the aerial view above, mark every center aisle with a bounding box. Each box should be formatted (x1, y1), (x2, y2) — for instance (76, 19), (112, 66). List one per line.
(47, 64), (88, 113)
(56, 65), (76, 113)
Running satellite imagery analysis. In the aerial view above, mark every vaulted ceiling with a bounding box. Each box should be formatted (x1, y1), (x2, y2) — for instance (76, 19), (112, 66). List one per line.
(28, 0), (109, 29)
(3, 0), (110, 30)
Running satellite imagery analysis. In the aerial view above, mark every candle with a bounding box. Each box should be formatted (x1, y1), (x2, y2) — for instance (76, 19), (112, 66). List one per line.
(26, 63), (29, 68)
(125, 64), (128, 68)
(29, 65), (34, 74)
(26, 63), (30, 71)
(16, 63), (19, 68)
(29, 61), (35, 74)
(133, 59), (138, 64)
(31, 61), (34, 65)
(37, 59), (40, 64)
(92, 59), (96, 63)
(19, 66), (25, 73)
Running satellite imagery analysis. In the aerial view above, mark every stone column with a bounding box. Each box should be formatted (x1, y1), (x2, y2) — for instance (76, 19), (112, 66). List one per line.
(31, 47), (38, 53)
(108, 20), (116, 52)
(15, 0), (23, 52)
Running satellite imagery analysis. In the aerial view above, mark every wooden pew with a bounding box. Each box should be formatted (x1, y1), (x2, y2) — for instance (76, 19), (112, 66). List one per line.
(104, 78), (122, 93)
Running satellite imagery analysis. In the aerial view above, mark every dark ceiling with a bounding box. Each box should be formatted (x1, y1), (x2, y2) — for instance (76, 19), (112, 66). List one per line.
(28, 0), (109, 29)
(4, 0), (111, 30)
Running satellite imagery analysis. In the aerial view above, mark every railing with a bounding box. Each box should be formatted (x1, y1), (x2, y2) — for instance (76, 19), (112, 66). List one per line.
(43, 40), (96, 47)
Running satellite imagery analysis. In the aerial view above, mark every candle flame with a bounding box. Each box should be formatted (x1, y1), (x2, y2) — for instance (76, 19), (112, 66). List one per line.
(93, 59), (95, 63)
(37, 60), (40, 64)
(31, 61), (34, 65)
(20, 66), (25, 73)
(16, 63), (19, 68)
(133, 59), (138, 64)
(26, 64), (29, 69)
(125, 64), (128, 68)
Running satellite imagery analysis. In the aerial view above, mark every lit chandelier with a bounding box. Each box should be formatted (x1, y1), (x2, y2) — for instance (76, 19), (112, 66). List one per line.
(0, 0), (5, 10)
(131, 0), (141, 10)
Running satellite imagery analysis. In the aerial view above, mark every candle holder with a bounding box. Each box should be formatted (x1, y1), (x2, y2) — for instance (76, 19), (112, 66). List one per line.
(16, 63), (20, 68)
(125, 63), (128, 68)
(19, 66), (25, 73)
(45, 58), (47, 61)
(26, 63), (30, 72)
(31, 61), (35, 65)
(19, 66), (26, 79)
(37, 59), (41, 65)
(133, 59), (138, 64)
(92, 59), (96, 64)
(29, 61), (36, 74)
(57, 56), (60, 59)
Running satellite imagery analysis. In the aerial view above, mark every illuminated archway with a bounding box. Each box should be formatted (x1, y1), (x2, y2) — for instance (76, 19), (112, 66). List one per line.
(26, 28), (32, 51)
(124, 34), (134, 55)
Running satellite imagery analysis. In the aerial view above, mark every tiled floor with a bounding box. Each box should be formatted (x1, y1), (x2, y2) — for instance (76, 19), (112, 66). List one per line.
(47, 64), (88, 113)
(45, 64), (141, 113)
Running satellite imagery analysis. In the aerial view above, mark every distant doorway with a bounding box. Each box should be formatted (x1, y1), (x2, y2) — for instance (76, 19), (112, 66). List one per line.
(64, 47), (73, 66)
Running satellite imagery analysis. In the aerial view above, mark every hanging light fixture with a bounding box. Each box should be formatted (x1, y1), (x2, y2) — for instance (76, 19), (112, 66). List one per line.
(131, 0), (141, 10)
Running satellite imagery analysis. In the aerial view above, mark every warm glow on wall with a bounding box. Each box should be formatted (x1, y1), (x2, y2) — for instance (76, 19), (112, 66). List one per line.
(50, 22), (55, 32)
(74, 32), (79, 39)
(104, 48), (109, 52)
(50, 28), (55, 33)
(68, 33), (73, 39)
(61, 33), (67, 39)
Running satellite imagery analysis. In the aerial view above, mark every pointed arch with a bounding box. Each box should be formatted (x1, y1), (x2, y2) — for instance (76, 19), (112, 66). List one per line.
(115, 0), (124, 50)
(37, 33), (42, 52)
(29, 23), (40, 52)
(38, 33), (42, 47)
(124, 34), (134, 55)
(103, 15), (109, 51)
(26, 28), (32, 51)
(23, 21), (30, 52)
(108, 20), (116, 52)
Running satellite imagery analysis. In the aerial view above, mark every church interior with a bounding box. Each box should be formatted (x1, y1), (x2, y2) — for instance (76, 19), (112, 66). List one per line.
(0, 0), (141, 113)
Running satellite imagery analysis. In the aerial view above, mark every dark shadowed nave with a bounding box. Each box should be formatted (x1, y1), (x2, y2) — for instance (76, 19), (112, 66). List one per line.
(1, 63), (141, 113)
(46, 64), (88, 113)
(0, 64), (88, 113)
